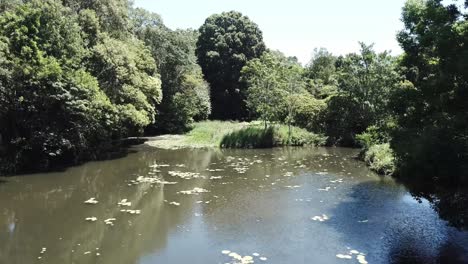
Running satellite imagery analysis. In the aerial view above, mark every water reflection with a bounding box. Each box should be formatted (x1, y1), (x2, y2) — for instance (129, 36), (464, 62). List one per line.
(0, 146), (466, 264)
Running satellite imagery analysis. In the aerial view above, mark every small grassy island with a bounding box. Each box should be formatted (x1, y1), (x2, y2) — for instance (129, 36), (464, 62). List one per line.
(146, 121), (327, 149)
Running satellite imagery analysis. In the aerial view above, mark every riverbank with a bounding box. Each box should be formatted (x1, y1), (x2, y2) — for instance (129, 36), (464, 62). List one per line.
(145, 121), (327, 149)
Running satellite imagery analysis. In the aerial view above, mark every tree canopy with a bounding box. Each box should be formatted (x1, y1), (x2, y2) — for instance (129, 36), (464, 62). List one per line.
(389, 0), (468, 228)
(196, 11), (266, 120)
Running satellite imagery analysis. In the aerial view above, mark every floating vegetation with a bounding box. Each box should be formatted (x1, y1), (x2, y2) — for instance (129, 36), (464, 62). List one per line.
(149, 163), (170, 168)
(285, 185), (301, 189)
(84, 198), (98, 204)
(284, 172), (293, 177)
(336, 254), (352, 259)
(207, 168), (225, 172)
(169, 202), (180, 206)
(40, 247), (46, 254)
(117, 199), (131, 207)
(335, 249), (367, 263)
(85, 217), (97, 222)
(316, 172), (329, 175)
(168, 171), (205, 179)
(120, 209), (141, 215)
(311, 214), (329, 222)
(135, 176), (177, 185)
(356, 254), (368, 264)
(222, 250), (268, 264)
(178, 187), (209, 195)
(104, 218), (116, 226)
(228, 252), (253, 264)
(210, 176), (223, 180)
(318, 187), (331, 191)
(233, 167), (248, 174)
(330, 178), (344, 183)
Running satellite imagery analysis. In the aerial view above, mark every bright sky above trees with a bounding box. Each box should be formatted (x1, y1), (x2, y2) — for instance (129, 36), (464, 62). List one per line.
(134, 0), (408, 64)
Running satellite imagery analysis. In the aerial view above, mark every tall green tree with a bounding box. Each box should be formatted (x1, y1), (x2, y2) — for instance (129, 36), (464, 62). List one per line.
(196, 11), (266, 120)
(241, 51), (309, 133)
(132, 8), (211, 133)
(304, 48), (338, 99)
(0, 0), (118, 173)
(90, 36), (162, 135)
(62, 0), (131, 37)
(323, 43), (400, 146)
(241, 52), (285, 128)
(392, 0), (468, 187)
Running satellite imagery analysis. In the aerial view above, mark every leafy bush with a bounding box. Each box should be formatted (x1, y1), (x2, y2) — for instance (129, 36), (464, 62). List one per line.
(292, 93), (326, 132)
(363, 143), (395, 175)
(356, 125), (392, 150)
(0, 1), (123, 173)
(275, 125), (327, 146)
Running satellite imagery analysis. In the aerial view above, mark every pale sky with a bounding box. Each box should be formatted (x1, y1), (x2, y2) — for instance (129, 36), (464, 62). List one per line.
(134, 0), (409, 64)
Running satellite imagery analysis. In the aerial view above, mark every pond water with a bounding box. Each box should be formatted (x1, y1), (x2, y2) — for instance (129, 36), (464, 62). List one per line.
(0, 145), (467, 264)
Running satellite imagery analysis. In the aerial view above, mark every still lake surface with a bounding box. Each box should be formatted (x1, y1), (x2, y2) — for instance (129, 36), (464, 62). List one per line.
(0, 145), (467, 264)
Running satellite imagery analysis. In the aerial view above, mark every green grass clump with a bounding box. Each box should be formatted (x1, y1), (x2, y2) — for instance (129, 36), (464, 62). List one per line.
(275, 125), (327, 146)
(220, 126), (275, 148)
(363, 143), (395, 175)
(220, 124), (327, 148)
(150, 121), (327, 149)
(183, 121), (247, 147)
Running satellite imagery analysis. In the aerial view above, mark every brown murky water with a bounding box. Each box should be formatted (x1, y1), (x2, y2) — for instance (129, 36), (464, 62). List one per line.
(0, 145), (467, 264)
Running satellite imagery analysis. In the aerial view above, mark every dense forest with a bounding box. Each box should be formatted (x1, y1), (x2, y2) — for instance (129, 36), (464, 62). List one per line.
(0, 0), (467, 227)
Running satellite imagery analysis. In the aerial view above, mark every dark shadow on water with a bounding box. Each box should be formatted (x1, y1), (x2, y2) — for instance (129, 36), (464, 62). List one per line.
(325, 180), (468, 264)
(394, 175), (468, 231)
(2, 137), (148, 177)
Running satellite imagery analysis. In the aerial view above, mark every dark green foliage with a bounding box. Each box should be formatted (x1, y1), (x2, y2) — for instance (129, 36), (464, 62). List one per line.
(290, 93), (326, 132)
(0, 0), (119, 173)
(388, 0), (468, 229)
(196, 11), (266, 120)
(392, 0), (468, 186)
(0, 0), (165, 174)
(133, 8), (211, 133)
(305, 48), (338, 99)
(0, 0), (21, 12)
(62, 0), (131, 37)
(322, 44), (401, 146)
(321, 96), (365, 146)
(356, 125), (392, 150)
(162, 73), (211, 133)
